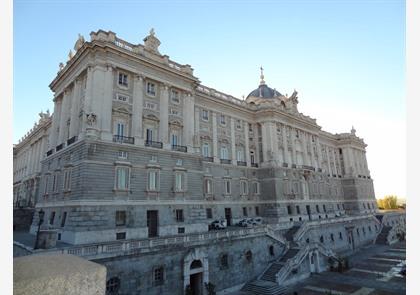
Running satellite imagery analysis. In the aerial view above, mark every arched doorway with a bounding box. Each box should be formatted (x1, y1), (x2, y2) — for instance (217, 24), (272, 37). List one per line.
(189, 260), (203, 295)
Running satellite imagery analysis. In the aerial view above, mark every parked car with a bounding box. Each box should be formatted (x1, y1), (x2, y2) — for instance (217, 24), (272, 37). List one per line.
(237, 218), (255, 227)
(209, 219), (227, 230)
(252, 217), (263, 225)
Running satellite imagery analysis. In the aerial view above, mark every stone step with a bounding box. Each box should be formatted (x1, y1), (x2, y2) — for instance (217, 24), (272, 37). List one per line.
(242, 280), (288, 295)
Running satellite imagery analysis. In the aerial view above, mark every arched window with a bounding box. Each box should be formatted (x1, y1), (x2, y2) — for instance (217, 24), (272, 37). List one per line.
(106, 277), (121, 294)
(245, 250), (253, 262)
(190, 260), (202, 269)
(269, 245), (275, 256)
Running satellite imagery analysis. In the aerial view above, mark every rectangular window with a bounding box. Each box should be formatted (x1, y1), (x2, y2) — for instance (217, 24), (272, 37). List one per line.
(115, 210), (126, 226)
(202, 109), (209, 121)
(175, 209), (184, 222)
(316, 205), (320, 213)
(52, 173), (58, 192)
(253, 182), (260, 194)
(178, 227), (185, 234)
(44, 175), (49, 194)
(287, 205), (292, 215)
(146, 128), (153, 142)
(237, 150), (243, 161)
(146, 82), (156, 96)
(117, 151), (128, 159)
(116, 122), (125, 137)
(153, 267), (164, 286)
(171, 134), (178, 146)
(148, 170), (158, 191)
(220, 114), (226, 125)
(115, 167), (129, 190)
(63, 168), (72, 191)
(49, 211), (55, 225)
(116, 232), (126, 240)
(174, 173), (184, 192)
(204, 179), (212, 194)
(248, 123), (253, 132)
(255, 206), (260, 216)
(118, 73), (128, 86)
(236, 119), (242, 129)
(60, 212), (67, 227)
(171, 89), (180, 103)
(243, 207), (248, 216)
(224, 179), (231, 195)
(206, 208), (213, 219)
(240, 181), (248, 195)
(221, 147), (228, 160)
(323, 204), (326, 213)
(202, 143), (210, 157)
(296, 205), (300, 214)
(115, 93), (129, 102)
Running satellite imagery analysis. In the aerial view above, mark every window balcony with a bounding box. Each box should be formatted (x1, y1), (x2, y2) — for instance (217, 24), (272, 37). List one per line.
(237, 161), (247, 166)
(46, 149), (53, 157)
(282, 162), (288, 168)
(220, 159), (231, 165)
(145, 140), (163, 149)
(251, 163), (258, 168)
(56, 143), (64, 152)
(113, 135), (135, 144)
(291, 164), (297, 168)
(172, 145), (187, 153)
(67, 136), (77, 146)
(203, 156), (214, 162)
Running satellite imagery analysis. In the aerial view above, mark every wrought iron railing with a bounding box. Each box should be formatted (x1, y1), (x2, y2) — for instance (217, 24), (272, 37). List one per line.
(220, 159), (231, 165)
(251, 163), (259, 168)
(171, 145), (187, 152)
(203, 157), (214, 162)
(56, 143), (64, 152)
(237, 161), (247, 166)
(67, 136), (77, 146)
(46, 149), (53, 157)
(145, 140), (163, 149)
(113, 135), (135, 144)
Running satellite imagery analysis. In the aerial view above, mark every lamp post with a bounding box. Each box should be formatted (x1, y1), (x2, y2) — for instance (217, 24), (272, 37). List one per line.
(34, 209), (45, 250)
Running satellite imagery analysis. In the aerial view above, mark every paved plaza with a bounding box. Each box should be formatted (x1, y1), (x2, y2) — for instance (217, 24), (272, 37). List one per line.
(286, 242), (406, 295)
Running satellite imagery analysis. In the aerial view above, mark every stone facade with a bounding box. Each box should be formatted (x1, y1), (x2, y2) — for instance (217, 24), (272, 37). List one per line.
(13, 111), (51, 208)
(18, 29), (405, 295)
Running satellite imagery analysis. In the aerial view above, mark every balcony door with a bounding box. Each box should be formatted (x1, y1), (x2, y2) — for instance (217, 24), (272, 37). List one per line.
(147, 210), (159, 238)
(146, 128), (154, 142)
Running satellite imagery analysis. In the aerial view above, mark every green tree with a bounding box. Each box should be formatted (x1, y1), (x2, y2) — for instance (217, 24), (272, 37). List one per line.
(377, 195), (399, 209)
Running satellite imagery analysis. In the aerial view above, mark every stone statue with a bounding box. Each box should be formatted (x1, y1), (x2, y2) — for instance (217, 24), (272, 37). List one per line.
(143, 28), (161, 54)
(74, 33), (85, 51)
(59, 62), (64, 71)
(86, 113), (97, 126)
(68, 50), (74, 60)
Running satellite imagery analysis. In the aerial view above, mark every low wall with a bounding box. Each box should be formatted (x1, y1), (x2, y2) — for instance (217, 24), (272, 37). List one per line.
(14, 254), (107, 295)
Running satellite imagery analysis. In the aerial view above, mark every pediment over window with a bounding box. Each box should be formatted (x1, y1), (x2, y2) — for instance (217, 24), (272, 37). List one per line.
(169, 119), (183, 127)
(112, 106), (131, 115)
(143, 114), (159, 121)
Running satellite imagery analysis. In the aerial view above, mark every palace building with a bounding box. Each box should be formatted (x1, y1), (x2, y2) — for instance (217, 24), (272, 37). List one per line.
(19, 29), (405, 295)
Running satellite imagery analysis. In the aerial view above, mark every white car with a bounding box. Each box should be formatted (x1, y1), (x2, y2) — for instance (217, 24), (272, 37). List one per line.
(209, 219), (227, 230)
(252, 217), (263, 225)
(237, 218), (255, 227)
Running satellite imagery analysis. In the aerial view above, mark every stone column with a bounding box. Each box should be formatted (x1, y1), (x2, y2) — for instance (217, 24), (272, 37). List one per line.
(183, 93), (195, 152)
(194, 107), (201, 153)
(58, 89), (71, 144)
(69, 79), (81, 139)
(342, 147), (353, 177)
(254, 123), (261, 164)
(302, 132), (310, 166)
(282, 124), (291, 165)
(159, 84), (169, 148)
(291, 128), (297, 165)
(212, 112), (219, 163)
(100, 65), (114, 141)
(363, 151), (369, 176)
(331, 148), (338, 177)
(260, 122), (269, 163)
(49, 97), (61, 149)
(316, 137), (322, 170)
(244, 122), (251, 166)
(270, 122), (280, 164)
(132, 75), (144, 145)
(80, 66), (94, 140)
(326, 146), (332, 176)
(230, 118), (237, 165)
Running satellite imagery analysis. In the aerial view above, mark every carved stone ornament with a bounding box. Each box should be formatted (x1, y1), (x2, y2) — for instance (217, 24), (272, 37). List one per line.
(143, 28), (161, 54)
(86, 113), (97, 126)
(74, 33), (85, 51)
(59, 62), (64, 71)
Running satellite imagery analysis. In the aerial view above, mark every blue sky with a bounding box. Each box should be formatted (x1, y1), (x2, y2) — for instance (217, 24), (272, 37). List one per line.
(13, 0), (405, 198)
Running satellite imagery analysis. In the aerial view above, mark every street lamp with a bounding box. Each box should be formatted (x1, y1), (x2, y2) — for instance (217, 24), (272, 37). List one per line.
(34, 209), (45, 250)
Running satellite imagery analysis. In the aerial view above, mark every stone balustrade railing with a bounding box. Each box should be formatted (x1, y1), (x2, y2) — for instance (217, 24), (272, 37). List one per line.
(36, 226), (268, 260)
(196, 85), (248, 108)
(293, 214), (378, 243)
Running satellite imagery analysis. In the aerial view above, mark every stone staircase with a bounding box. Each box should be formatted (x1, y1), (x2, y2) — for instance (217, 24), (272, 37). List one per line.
(241, 247), (300, 294)
(284, 225), (300, 247)
(241, 280), (288, 295)
(376, 226), (392, 244)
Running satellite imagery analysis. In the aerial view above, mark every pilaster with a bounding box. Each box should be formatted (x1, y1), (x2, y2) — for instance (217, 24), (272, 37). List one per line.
(244, 122), (251, 167)
(212, 112), (219, 163)
(132, 74), (145, 145)
(230, 118), (236, 165)
(58, 88), (71, 144)
(183, 93), (195, 152)
(282, 124), (291, 165)
(69, 79), (81, 138)
(159, 84), (169, 148)
(100, 65), (114, 141)
(326, 146), (332, 176)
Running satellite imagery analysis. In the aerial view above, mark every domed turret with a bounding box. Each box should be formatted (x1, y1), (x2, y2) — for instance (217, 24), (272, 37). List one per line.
(246, 67), (282, 99)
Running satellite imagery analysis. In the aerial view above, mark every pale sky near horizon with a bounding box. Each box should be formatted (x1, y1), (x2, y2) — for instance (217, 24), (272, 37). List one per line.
(13, 0), (405, 199)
